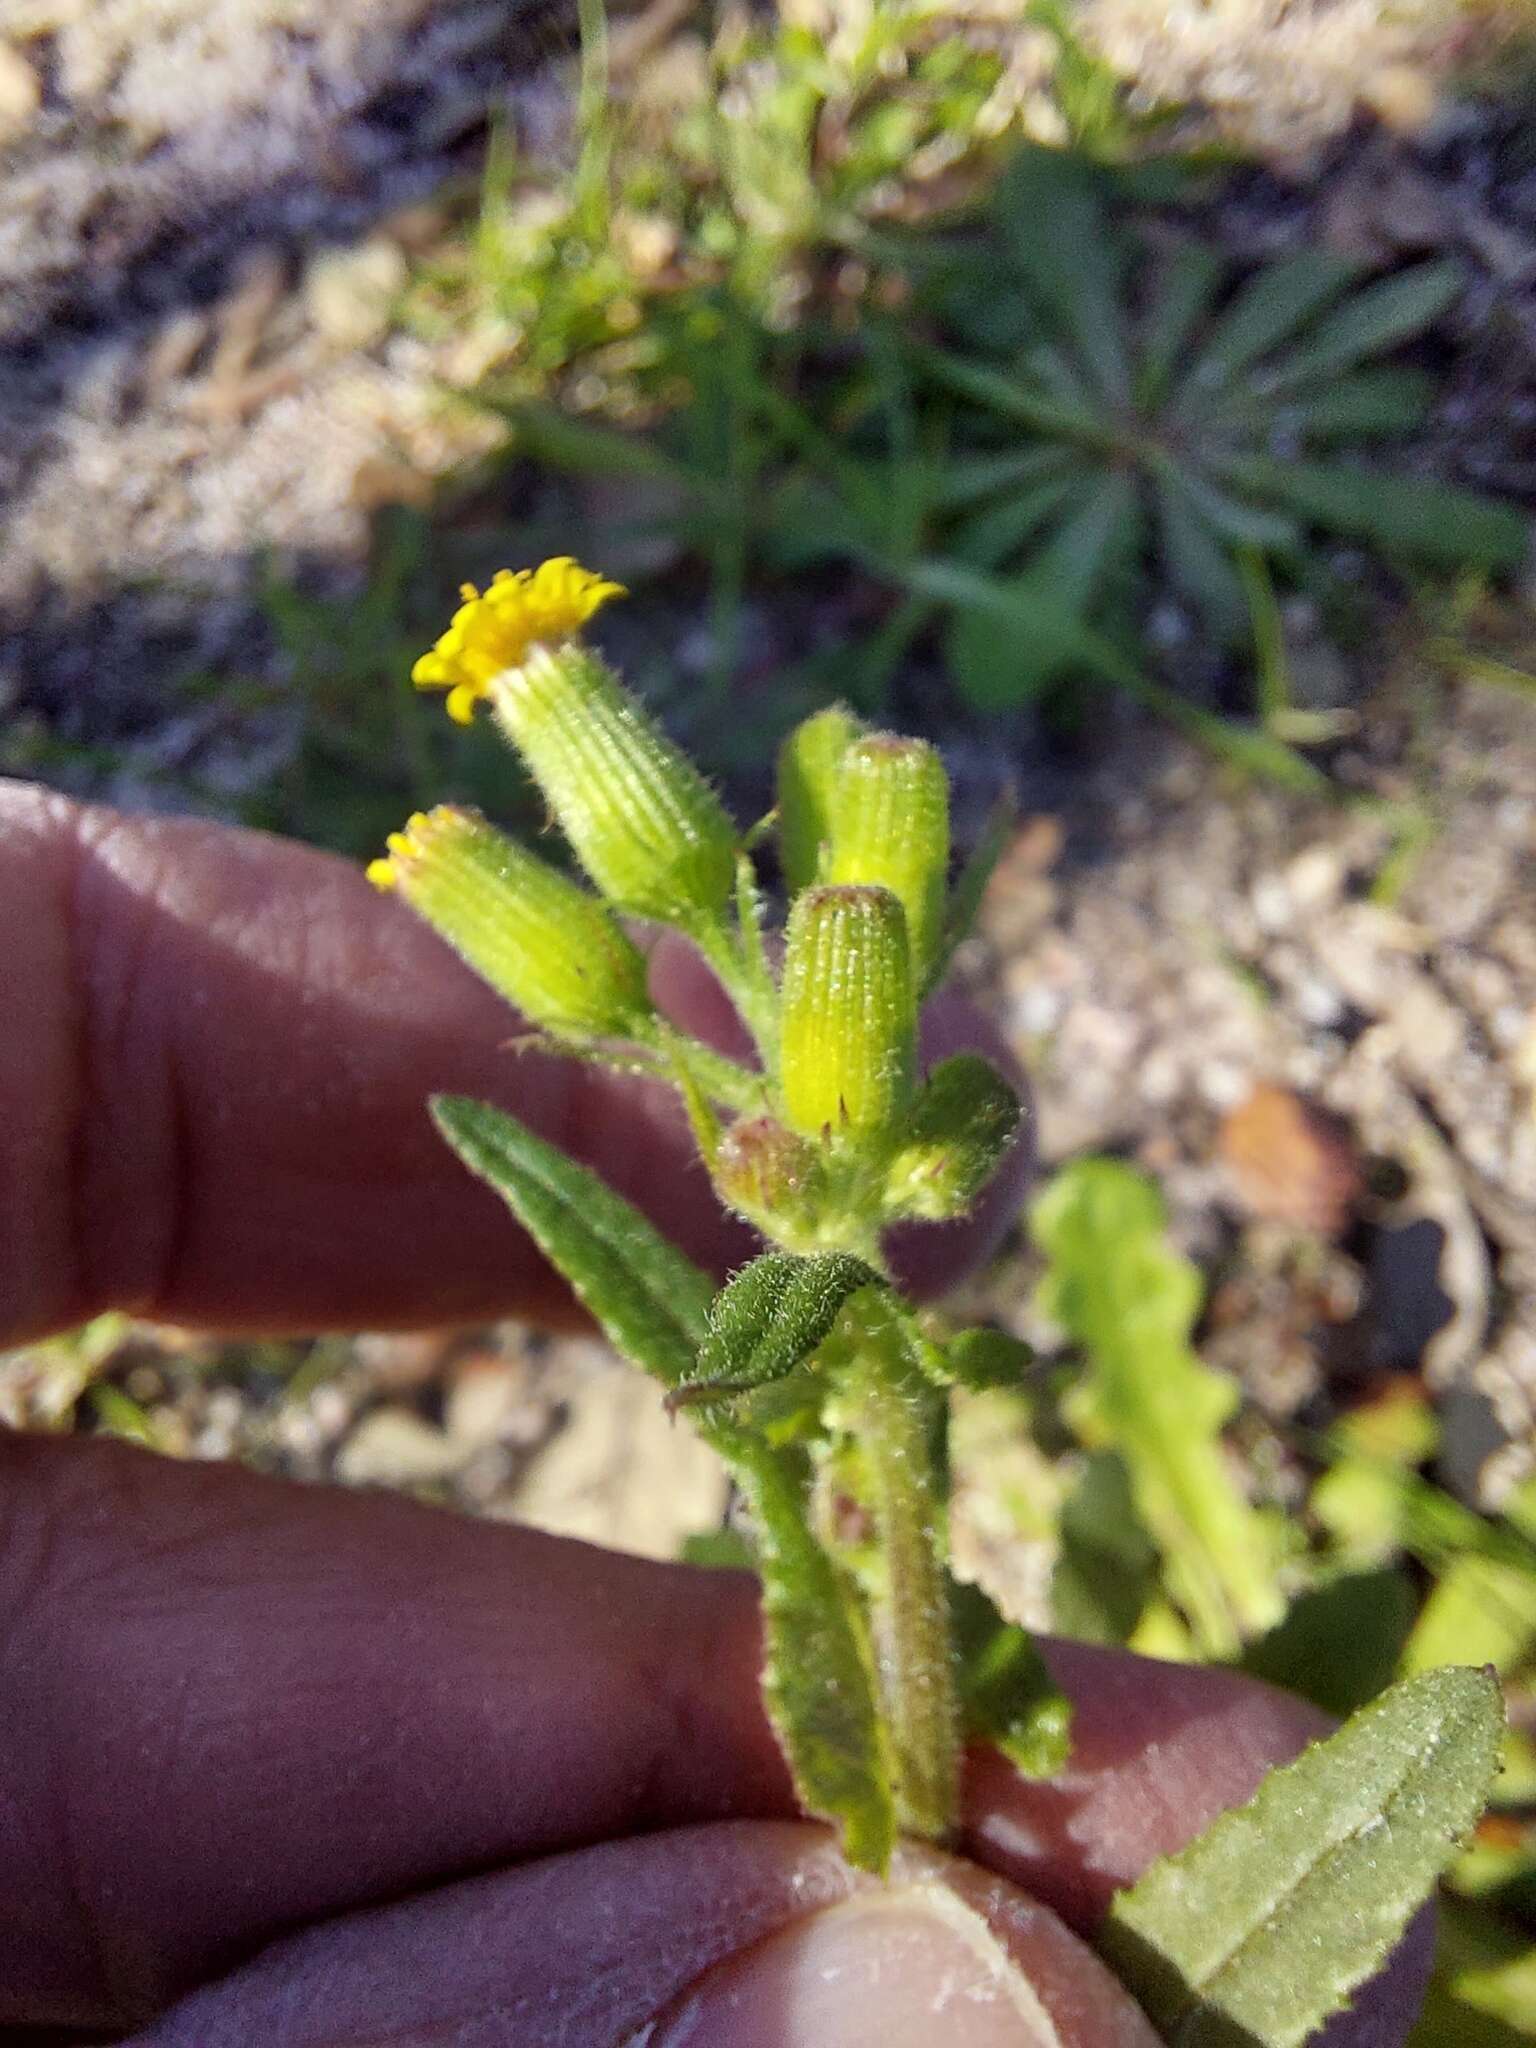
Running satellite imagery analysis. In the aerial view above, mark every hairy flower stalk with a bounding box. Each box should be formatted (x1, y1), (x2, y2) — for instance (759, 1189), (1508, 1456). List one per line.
(378, 559), (1039, 1873)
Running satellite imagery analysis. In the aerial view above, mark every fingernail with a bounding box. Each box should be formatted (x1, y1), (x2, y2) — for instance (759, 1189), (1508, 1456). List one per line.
(648, 1883), (1063, 2047)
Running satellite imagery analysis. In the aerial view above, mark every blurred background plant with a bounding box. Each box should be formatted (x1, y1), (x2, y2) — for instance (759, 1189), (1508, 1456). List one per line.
(2, 0), (1535, 2031)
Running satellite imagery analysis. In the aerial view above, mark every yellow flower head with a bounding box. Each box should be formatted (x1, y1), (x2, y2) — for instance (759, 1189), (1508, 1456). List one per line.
(410, 558), (626, 724)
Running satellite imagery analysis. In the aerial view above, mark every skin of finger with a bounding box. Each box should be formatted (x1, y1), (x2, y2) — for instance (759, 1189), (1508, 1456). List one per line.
(0, 785), (1019, 1345)
(127, 1822), (1160, 2048)
(0, 1432), (1418, 2041)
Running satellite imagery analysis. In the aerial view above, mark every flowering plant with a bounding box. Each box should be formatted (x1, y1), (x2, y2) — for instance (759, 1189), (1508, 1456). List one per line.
(371, 558), (1501, 2041)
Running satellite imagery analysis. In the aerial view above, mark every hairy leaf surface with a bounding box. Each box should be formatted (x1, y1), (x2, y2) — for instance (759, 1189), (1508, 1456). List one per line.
(1101, 1667), (1504, 2048)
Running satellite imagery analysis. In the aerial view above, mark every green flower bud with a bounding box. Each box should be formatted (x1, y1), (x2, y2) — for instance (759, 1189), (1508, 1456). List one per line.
(777, 705), (860, 893)
(882, 1053), (1022, 1220)
(368, 805), (652, 1039)
(713, 1114), (826, 1234)
(490, 643), (736, 925)
(780, 884), (914, 1144)
(822, 734), (950, 983)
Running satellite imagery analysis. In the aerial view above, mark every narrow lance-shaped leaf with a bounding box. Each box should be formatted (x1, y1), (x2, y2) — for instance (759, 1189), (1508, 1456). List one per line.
(995, 147), (1130, 403)
(1179, 249), (1360, 396)
(1137, 240), (1225, 410)
(433, 1097), (898, 1870)
(1100, 1666), (1504, 2048)
(432, 1094), (712, 1385)
(670, 1252), (881, 1410)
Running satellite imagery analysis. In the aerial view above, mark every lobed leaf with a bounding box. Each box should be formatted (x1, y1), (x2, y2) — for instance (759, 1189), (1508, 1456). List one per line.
(1033, 1160), (1283, 1656)
(1100, 1667), (1505, 2048)
(1052, 1449), (1158, 1646)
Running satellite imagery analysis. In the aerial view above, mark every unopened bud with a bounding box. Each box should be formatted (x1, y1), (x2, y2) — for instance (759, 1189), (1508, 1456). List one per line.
(883, 1053), (1021, 1220)
(368, 805), (652, 1039)
(777, 705), (859, 892)
(492, 642), (736, 926)
(823, 734), (949, 982)
(713, 1115), (825, 1232)
(780, 885), (914, 1144)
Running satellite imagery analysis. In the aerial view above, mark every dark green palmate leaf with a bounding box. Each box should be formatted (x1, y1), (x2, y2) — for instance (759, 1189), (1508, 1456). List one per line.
(950, 1577), (1072, 1777)
(1178, 249), (1361, 396)
(944, 469), (1140, 707)
(1263, 260), (1463, 391)
(1136, 240), (1224, 410)
(994, 146), (1130, 403)
(1101, 1667), (1504, 2048)
(432, 1096), (896, 1868)
(673, 1252), (881, 1410)
(1225, 456), (1529, 571)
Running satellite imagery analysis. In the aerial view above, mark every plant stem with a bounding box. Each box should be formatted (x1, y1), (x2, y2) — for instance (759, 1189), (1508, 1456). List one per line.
(841, 1293), (961, 1843)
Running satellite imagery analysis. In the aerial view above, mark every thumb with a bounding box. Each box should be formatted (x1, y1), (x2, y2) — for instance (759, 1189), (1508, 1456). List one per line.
(131, 1821), (1157, 2047)
(644, 1855), (1152, 2047)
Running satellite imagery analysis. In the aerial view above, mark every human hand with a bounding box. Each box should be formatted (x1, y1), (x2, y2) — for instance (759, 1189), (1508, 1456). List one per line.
(0, 785), (1431, 2045)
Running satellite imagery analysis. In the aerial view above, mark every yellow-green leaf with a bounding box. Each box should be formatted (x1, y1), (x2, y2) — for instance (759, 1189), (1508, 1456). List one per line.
(1102, 1667), (1505, 2048)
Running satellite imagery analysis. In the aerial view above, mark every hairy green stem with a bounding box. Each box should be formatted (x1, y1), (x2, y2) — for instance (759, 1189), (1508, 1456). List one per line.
(841, 1295), (961, 1843)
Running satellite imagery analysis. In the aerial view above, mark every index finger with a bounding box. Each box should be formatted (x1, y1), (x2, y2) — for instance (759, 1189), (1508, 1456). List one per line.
(0, 783), (1023, 1345)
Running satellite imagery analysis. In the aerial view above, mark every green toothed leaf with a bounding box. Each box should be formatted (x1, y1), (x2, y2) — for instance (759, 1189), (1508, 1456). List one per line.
(951, 1576), (1072, 1778)
(1032, 1159), (1283, 1656)
(1101, 1667), (1505, 2048)
(673, 1253), (882, 1410)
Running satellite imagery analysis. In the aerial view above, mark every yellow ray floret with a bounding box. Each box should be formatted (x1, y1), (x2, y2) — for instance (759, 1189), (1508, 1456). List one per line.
(410, 558), (626, 724)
